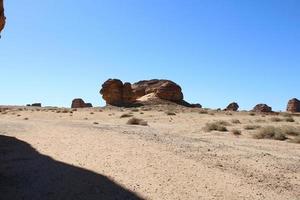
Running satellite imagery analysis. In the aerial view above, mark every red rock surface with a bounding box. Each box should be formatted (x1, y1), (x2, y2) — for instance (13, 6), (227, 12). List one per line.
(286, 98), (300, 113)
(71, 99), (91, 108)
(0, 0), (5, 32)
(225, 102), (239, 111)
(252, 104), (272, 113)
(100, 79), (185, 106)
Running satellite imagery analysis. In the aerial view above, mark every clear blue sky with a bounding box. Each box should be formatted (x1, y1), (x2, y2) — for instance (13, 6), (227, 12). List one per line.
(0, 0), (299, 111)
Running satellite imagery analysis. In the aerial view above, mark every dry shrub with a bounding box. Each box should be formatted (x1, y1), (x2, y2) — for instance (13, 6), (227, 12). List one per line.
(62, 110), (69, 113)
(204, 121), (229, 132)
(244, 125), (261, 130)
(255, 119), (266, 123)
(165, 111), (176, 116)
(270, 117), (282, 122)
(280, 126), (300, 136)
(291, 136), (300, 144)
(93, 122), (99, 125)
(199, 110), (208, 114)
(131, 108), (139, 112)
(127, 117), (148, 126)
(24, 118), (29, 120)
(90, 112), (94, 115)
(231, 119), (241, 124)
(285, 117), (295, 122)
(120, 113), (133, 118)
(249, 112), (256, 116)
(231, 129), (241, 135)
(253, 126), (287, 141)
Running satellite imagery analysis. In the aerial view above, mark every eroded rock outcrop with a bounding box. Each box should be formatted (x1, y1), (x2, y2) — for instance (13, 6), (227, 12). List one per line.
(252, 104), (272, 113)
(71, 98), (92, 108)
(225, 102), (239, 111)
(287, 98), (300, 113)
(0, 0), (5, 32)
(100, 79), (186, 107)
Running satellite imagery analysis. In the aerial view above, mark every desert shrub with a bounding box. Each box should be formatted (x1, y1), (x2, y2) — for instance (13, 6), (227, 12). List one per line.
(255, 119), (266, 123)
(270, 117), (282, 122)
(285, 117), (295, 122)
(253, 126), (287, 141)
(90, 112), (94, 115)
(199, 110), (208, 114)
(127, 117), (148, 126)
(281, 113), (292, 117)
(165, 111), (176, 116)
(56, 110), (61, 113)
(280, 126), (300, 136)
(291, 136), (300, 144)
(204, 121), (229, 132)
(93, 122), (99, 125)
(24, 118), (29, 120)
(249, 112), (256, 116)
(244, 125), (261, 130)
(84, 117), (88, 120)
(62, 110), (69, 113)
(141, 107), (152, 111)
(231, 119), (241, 124)
(120, 113), (133, 118)
(131, 108), (139, 112)
(231, 129), (241, 135)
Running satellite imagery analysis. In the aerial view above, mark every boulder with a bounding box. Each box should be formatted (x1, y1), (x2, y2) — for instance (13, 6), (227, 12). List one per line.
(85, 103), (93, 108)
(132, 79), (183, 102)
(252, 104), (272, 113)
(191, 103), (202, 108)
(225, 102), (239, 111)
(100, 79), (185, 107)
(31, 103), (42, 107)
(287, 98), (300, 113)
(71, 98), (88, 108)
(0, 0), (5, 32)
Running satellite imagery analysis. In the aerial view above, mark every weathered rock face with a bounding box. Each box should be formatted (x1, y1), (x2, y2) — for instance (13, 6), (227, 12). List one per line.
(100, 79), (133, 106)
(252, 104), (272, 113)
(100, 79), (185, 106)
(0, 0), (5, 32)
(132, 79), (183, 102)
(287, 98), (300, 113)
(71, 98), (92, 108)
(225, 102), (239, 111)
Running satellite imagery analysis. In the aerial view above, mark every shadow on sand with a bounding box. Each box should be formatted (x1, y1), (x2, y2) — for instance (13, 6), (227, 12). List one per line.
(0, 135), (143, 200)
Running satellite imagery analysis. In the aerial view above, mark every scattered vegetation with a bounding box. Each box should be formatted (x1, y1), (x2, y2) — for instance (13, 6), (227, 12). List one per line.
(253, 126), (287, 141)
(231, 119), (241, 124)
(270, 117), (282, 122)
(231, 129), (242, 136)
(127, 117), (148, 126)
(244, 125), (261, 130)
(285, 117), (295, 122)
(165, 111), (176, 116)
(204, 121), (229, 132)
(120, 113), (133, 118)
(255, 119), (266, 123)
(199, 110), (208, 114)
(280, 126), (300, 136)
(291, 136), (300, 144)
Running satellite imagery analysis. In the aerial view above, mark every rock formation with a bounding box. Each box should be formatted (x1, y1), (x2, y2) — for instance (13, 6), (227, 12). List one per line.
(225, 102), (239, 111)
(0, 0), (5, 32)
(26, 103), (42, 107)
(71, 98), (92, 108)
(287, 98), (300, 113)
(100, 79), (187, 107)
(252, 104), (272, 113)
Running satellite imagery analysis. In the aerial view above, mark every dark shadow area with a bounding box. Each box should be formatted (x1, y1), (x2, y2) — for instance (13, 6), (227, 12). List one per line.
(0, 135), (143, 200)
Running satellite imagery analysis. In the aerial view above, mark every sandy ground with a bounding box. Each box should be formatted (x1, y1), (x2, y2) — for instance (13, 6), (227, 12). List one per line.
(0, 105), (300, 200)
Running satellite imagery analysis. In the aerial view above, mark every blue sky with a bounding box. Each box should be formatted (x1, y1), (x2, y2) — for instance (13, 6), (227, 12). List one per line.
(0, 0), (299, 111)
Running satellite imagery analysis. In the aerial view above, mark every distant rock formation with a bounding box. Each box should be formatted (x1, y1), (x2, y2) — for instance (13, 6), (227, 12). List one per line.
(0, 0), (5, 32)
(252, 104), (272, 113)
(71, 98), (92, 108)
(191, 103), (202, 108)
(225, 102), (239, 111)
(26, 103), (42, 107)
(287, 98), (300, 113)
(100, 79), (189, 107)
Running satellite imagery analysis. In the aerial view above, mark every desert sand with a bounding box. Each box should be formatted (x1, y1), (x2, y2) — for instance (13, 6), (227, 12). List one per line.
(0, 105), (299, 200)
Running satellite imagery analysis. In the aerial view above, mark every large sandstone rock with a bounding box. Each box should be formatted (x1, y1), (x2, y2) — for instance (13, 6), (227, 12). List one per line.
(71, 98), (92, 108)
(225, 102), (239, 111)
(132, 79), (183, 102)
(100, 79), (185, 106)
(252, 104), (272, 113)
(287, 98), (300, 113)
(100, 79), (134, 106)
(0, 0), (5, 32)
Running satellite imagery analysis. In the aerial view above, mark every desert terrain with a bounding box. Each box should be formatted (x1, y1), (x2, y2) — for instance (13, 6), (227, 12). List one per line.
(0, 105), (299, 200)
